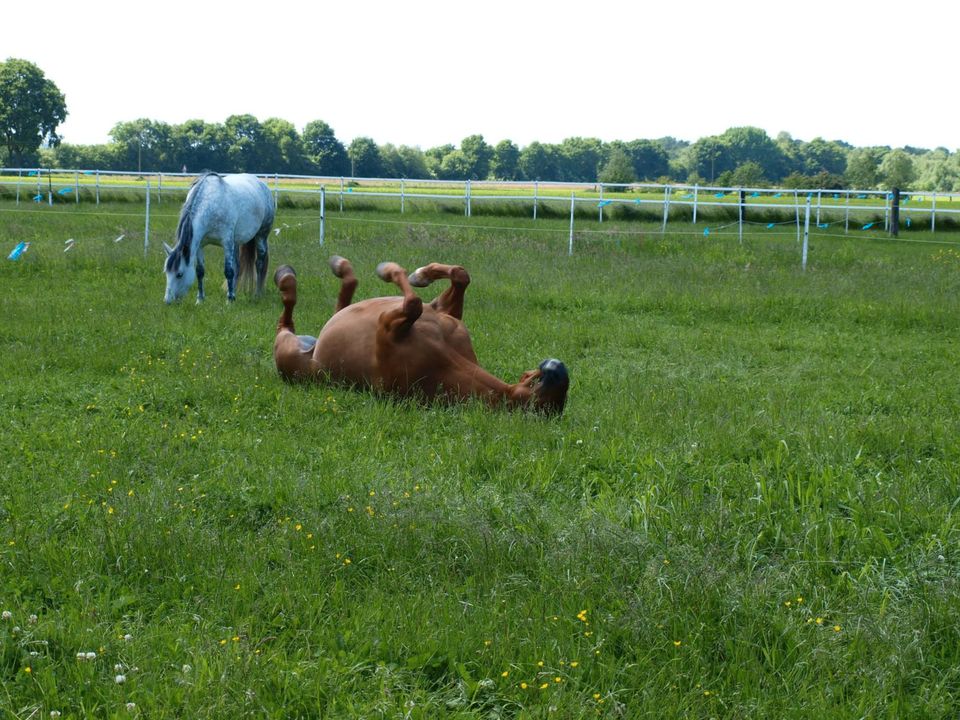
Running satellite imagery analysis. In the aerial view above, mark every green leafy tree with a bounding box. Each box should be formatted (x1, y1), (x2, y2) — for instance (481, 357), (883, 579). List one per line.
(718, 127), (787, 181)
(424, 144), (454, 179)
(913, 149), (958, 192)
(438, 150), (472, 180)
(625, 139), (669, 180)
(490, 140), (519, 180)
(598, 148), (636, 185)
(0, 58), (67, 166)
(517, 142), (558, 181)
(729, 161), (766, 187)
(224, 114), (267, 172)
(845, 147), (883, 189)
(110, 119), (173, 172)
(557, 137), (603, 182)
(684, 137), (727, 182)
(460, 134), (492, 180)
(303, 120), (348, 176)
(348, 136), (383, 177)
(797, 137), (848, 176)
(879, 148), (916, 190)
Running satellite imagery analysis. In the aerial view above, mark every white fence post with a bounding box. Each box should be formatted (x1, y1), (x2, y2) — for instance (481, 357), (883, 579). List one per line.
(158, 173), (162, 203)
(339, 177), (344, 212)
(144, 179), (151, 258)
(794, 190), (801, 243)
(844, 191), (850, 234)
(692, 184), (698, 224)
(598, 184), (604, 223)
(738, 188), (744, 244)
(465, 179), (471, 217)
(75, 171), (79, 204)
(568, 193), (575, 256)
(16, 169), (21, 205)
(96, 170), (100, 205)
(320, 185), (326, 245)
(400, 178), (405, 214)
(802, 197), (811, 271)
(661, 186), (671, 234)
(931, 192), (937, 232)
(815, 189), (822, 226)
(533, 180), (538, 220)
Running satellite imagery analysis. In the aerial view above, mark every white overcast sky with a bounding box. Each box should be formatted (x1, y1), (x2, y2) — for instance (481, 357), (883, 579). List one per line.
(5, 0), (957, 151)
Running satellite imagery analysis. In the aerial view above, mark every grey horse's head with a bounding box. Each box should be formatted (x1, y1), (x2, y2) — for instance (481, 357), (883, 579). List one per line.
(163, 242), (196, 303)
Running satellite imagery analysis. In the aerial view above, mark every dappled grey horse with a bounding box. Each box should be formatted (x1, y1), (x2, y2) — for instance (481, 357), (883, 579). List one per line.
(163, 172), (274, 303)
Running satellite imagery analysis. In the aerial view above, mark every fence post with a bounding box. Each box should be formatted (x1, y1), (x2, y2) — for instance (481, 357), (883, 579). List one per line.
(598, 184), (604, 223)
(144, 179), (151, 258)
(692, 184), (698, 224)
(75, 171), (79, 204)
(339, 177), (344, 212)
(738, 188), (745, 244)
(533, 180), (538, 220)
(884, 192), (890, 231)
(400, 178), (405, 214)
(794, 190), (800, 243)
(47, 169), (52, 206)
(844, 191), (850, 234)
(16, 169), (21, 205)
(96, 170), (100, 205)
(815, 189), (822, 226)
(158, 173), (162, 203)
(890, 187), (900, 238)
(802, 196), (811, 271)
(661, 186), (671, 234)
(931, 192), (937, 232)
(320, 185), (326, 246)
(274, 173), (279, 208)
(568, 193), (575, 256)
(465, 179), (471, 217)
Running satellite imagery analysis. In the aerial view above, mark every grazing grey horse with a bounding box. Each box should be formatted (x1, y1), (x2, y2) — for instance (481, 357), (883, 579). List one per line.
(163, 172), (274, 304)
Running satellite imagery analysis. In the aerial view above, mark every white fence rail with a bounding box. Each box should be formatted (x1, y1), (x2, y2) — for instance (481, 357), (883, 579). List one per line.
(3, 167), (960, 240)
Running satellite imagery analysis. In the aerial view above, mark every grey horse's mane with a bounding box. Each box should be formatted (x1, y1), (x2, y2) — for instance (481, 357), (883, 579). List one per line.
(170, 172), (224, 266)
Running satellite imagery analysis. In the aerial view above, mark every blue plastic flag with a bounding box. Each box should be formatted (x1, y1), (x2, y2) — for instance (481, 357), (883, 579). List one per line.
(703, 228), (711, 236)
(8, 242), (29, 260)
(857, 194), (867, 199)
(773, 193), (782, 198)
(766, 223), (775, 229)
(682, 193), (693, 199)
(27, 171), (37, 176)
(906, 217), (912, 227)
(33, 194), (43, 202)
(818, 223), (828, 229)
(58, 187), (73, 195)
(833, 193), (840, 199)
(598, 200), (611, 208)
(634, 198), (642, 204)
(714, 192), (725, 198)
(863, 222), (874, 230)
(750, 192), (760, 197)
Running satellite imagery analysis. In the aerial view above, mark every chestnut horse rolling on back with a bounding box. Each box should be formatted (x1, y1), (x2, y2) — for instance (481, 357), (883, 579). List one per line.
(272, 257), (569, 414)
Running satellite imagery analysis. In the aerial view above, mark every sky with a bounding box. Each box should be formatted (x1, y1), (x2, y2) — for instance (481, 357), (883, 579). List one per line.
(5, 0), (957, 152)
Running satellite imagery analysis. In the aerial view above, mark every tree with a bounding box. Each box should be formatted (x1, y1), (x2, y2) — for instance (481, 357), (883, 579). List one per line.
(110, 119), (173, 172)
(845, 147), (882, 189)
(302, 120), (348, 176)
(557, 137), (603, 182)
(347, 136), (382, 177)
(224, 114), (266, 172)
(879, 148), (916, 190)
(598, 148), (636, 185)
(796, 137), (848, 176)
(625, 139), (669, 181)
(517, 142), (557, 181)
(0, 58), (67, 166)
(460, 134), (493, 180)
(729, 161), (766, 187)
(424, 144), (455, 179)
(490, 140), (519, 180)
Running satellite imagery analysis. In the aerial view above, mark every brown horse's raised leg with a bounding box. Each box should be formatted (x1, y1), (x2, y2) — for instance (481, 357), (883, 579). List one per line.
(408, 263), (471, 320)
(375, 261), (423, 339)
(329, 255), (358, 314)
(274, 265), (298, 333)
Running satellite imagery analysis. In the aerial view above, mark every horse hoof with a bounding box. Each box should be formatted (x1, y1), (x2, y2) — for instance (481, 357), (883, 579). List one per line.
(329, 256), (348, 278)
(538, 358), (569, 389)
(376, 262), (401, 282)
(408, 266), (433, 287)
(274, 265), (296, 287)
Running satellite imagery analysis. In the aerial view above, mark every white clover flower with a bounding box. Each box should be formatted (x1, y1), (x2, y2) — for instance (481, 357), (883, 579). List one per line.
(28, 614), (38, 624)
(114, 663), (124, 672)
(1, 610), (11, 620)
(50, 712), (61, 719)
(123, 633), (133, 642)
(115, 674), (126, 684)
(125, 703), (136, 712)
(182, 664), (192, 673)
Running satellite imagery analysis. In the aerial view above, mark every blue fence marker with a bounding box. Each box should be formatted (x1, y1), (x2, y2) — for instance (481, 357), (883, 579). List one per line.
(906, 217), (912, 227)
(33, 194), (43, 202)
(8, 242), (29, 260)
(598, 200), (612, 208)
(766, 223), (775, 229)
(714, 192), (725, 198)
(863, 222), (874, 230)
(750, 191), (760, 197)
(773, 192), (782, 198)
(817, 223), (828, 229)
(703, 227), (711, 236)
(857, 194), (867, 199)
(58, 187), (73, 195)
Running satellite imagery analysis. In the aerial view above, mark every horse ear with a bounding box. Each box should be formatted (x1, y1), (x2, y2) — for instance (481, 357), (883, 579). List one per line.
(163, 242), (175, 256)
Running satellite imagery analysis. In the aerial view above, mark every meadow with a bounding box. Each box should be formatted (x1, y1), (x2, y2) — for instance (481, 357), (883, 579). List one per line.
(1, 199), (959, 718)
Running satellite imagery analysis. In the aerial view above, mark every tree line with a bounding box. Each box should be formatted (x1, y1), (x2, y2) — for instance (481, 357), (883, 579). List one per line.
(3, 58), (959, 191)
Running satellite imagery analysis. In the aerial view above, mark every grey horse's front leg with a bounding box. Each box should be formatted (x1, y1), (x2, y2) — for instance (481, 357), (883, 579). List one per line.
(196, 247), (206, 304)
(224, 240), (237, 302)
(254, 233), (269, 297)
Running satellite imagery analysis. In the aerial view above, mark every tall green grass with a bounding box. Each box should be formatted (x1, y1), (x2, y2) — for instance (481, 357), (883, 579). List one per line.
(1, 201), (959, 717)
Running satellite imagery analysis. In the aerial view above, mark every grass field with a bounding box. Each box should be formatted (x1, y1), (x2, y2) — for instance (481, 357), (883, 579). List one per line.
(1, 200), (959, 718)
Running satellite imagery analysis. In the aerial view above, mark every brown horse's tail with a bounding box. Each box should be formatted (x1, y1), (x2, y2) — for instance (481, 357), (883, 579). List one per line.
(237, 241), (256, 294)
